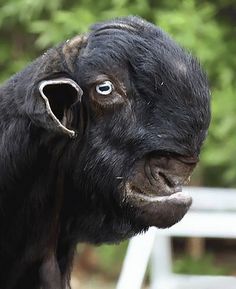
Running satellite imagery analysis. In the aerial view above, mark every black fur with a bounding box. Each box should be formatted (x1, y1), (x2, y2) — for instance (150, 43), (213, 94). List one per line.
(0, 16), (210, 289)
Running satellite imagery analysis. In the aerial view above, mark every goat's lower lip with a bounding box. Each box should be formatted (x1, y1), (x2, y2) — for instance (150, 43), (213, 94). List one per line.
(125, 185), (192, 205)
(124, 183), (192, 228)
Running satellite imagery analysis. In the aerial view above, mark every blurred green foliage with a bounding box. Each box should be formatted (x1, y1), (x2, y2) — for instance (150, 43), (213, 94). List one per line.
(95, 242), (128, 276)
(0, 0), (236, 186)
(173, 253), (233, 275)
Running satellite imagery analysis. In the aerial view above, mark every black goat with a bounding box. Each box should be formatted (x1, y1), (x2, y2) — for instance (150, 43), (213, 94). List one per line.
(0, 16), (210, 289)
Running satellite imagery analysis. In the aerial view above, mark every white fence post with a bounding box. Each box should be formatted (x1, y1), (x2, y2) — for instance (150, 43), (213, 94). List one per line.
(116, 227), (157, 289)
(150, 235), (172, 289)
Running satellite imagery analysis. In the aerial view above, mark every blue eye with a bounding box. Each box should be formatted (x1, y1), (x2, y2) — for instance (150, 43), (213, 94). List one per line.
(96, 81), (113, 95)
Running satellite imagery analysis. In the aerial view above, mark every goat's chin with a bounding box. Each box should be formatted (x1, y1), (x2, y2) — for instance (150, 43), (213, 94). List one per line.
(125, 188), (192, 228)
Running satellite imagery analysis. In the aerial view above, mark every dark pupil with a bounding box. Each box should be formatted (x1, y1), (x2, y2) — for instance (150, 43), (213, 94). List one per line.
(99, 85), (109, 92)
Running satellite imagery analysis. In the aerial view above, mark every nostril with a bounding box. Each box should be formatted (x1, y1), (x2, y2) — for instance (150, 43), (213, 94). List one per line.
(158, 171), (175, 188)
(146, 154), (195, 188)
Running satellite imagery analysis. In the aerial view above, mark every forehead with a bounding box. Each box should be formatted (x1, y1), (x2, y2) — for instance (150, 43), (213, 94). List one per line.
(78, 20), (195, 82)
(82, 21), (168, 63)
(78, 30), (199, 96)
(76, 17), (209, 110)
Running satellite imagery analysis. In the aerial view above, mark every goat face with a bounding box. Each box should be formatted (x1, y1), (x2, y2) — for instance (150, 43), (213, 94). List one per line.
(28, 16), (210, 243)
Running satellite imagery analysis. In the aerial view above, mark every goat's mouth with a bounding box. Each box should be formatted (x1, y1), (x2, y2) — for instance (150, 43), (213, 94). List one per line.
(123, 154), (196, 228)
(125, 183), (191, 204)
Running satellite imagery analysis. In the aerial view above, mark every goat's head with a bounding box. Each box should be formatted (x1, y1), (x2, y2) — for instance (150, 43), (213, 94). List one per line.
(24, 16), (210, 243)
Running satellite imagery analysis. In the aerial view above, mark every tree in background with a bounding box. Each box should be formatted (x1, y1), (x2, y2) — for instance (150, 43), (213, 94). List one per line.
(0, 0), (236, 187)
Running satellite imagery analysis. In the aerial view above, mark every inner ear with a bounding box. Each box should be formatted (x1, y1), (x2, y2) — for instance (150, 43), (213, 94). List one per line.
(39, 78), (82, 136)
(42, 82), (78, 121)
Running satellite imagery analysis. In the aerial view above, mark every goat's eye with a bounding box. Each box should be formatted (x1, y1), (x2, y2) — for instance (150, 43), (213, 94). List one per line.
(96, 81), (113, 95)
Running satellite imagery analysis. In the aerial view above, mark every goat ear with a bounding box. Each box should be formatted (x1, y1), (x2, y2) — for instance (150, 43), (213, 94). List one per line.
(37, 78), (82, 137)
